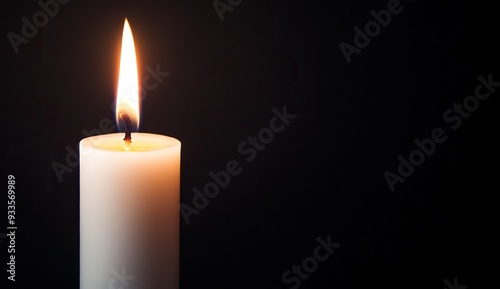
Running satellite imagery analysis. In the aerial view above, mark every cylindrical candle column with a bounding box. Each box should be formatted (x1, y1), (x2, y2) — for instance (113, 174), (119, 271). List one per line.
(80, 133), (180, 289)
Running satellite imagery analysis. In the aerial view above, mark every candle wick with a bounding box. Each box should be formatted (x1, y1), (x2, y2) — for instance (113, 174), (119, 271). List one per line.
(119, 113), (132, 150)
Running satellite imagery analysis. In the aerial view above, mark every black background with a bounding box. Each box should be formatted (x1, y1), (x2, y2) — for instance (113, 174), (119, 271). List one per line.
(1, 0), (499, 288)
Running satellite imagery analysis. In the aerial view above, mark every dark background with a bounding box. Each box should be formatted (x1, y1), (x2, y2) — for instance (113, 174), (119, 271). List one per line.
(1, 0), (499, 288)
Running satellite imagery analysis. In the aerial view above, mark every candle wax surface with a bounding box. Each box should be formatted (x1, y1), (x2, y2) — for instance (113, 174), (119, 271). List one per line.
(80, 132), (180, 152)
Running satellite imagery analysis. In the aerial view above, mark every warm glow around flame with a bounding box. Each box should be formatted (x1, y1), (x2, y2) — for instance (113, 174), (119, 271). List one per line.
(116, 18), (140, 131)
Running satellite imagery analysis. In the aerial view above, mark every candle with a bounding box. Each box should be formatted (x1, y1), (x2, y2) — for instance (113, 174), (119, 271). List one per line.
(80, 19), (180, 289)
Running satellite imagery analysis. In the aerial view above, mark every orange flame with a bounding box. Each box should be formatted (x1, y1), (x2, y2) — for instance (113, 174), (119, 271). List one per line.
(116, 18), (140, 131)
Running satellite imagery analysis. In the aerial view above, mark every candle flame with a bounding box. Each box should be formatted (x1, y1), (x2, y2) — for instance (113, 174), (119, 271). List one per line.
(116, 18), (140, 131)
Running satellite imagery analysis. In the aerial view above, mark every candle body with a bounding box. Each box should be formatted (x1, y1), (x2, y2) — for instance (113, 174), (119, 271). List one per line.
(80, 133), (180, 289)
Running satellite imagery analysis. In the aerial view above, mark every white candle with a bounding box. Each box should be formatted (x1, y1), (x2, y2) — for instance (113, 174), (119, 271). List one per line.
(79, 19), (180, 289)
